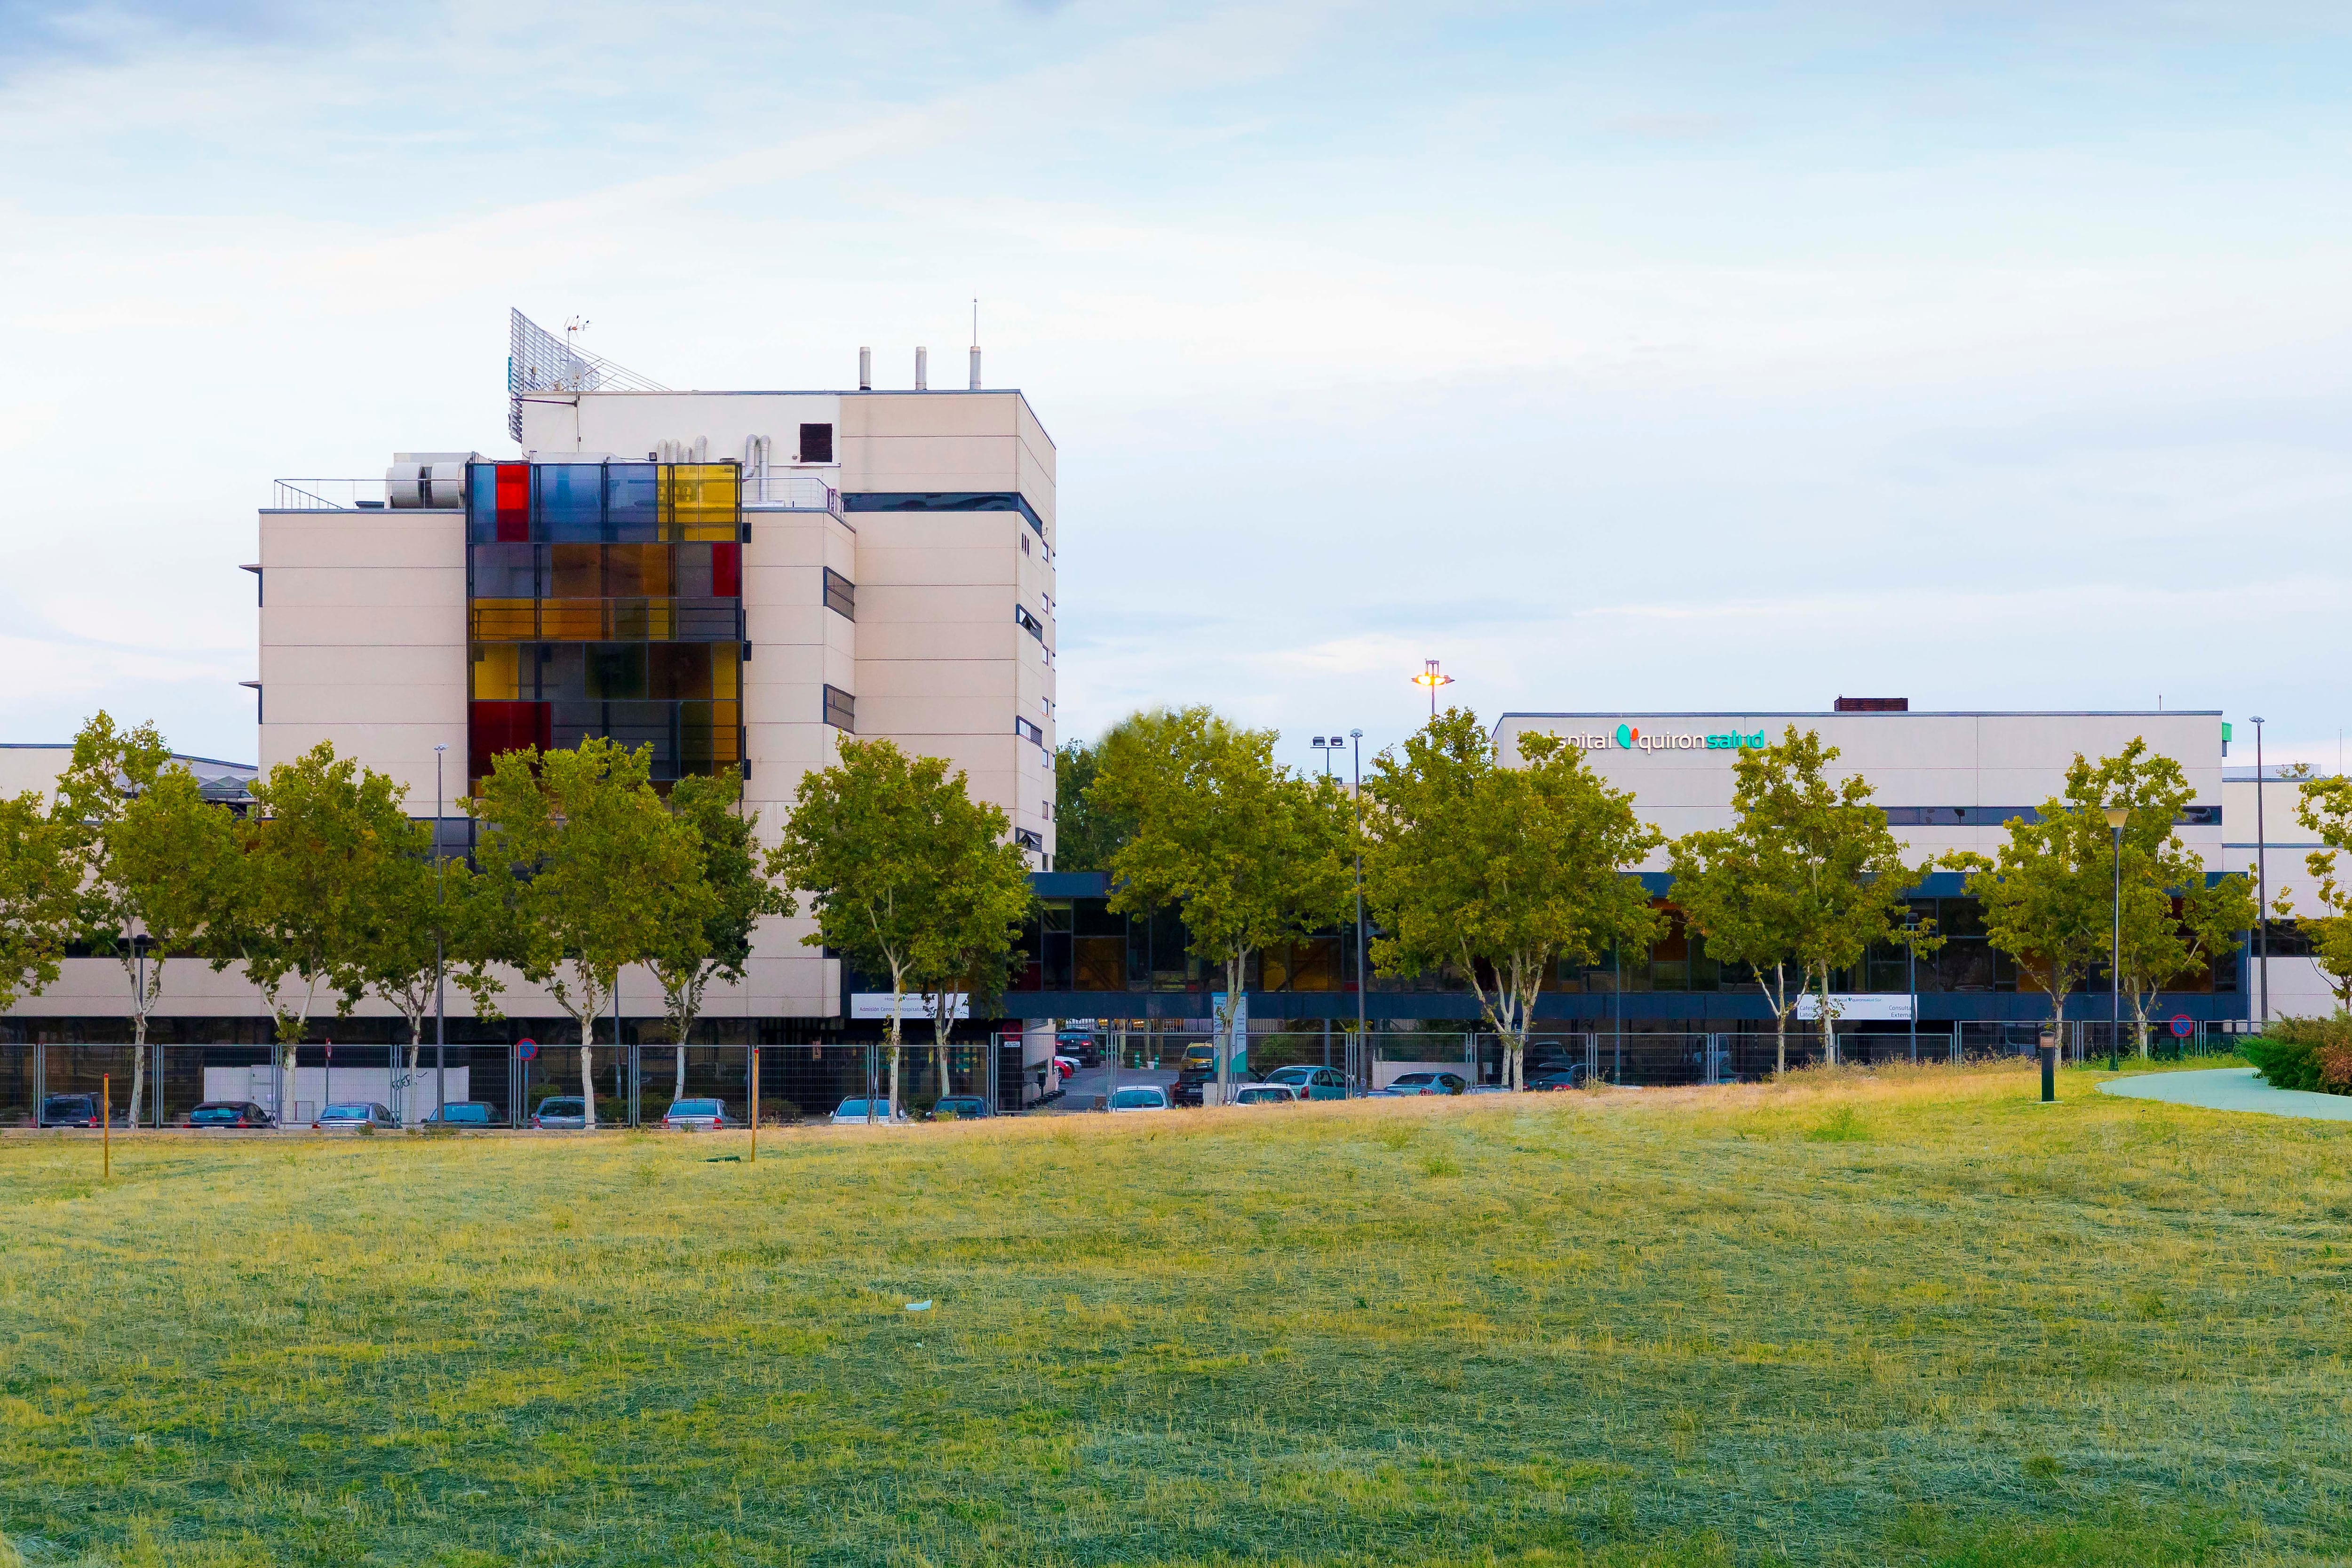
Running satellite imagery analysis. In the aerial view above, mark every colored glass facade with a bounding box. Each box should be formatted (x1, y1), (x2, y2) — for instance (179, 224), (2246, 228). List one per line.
(465, 461), (745, 787)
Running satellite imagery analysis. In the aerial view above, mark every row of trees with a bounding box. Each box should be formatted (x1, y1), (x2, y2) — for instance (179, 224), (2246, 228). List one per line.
(0, 714), (1034, 1129)
(1063, 707), (2263, 1088)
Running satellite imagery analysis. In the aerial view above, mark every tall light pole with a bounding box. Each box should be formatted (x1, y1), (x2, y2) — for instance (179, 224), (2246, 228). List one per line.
(2252, 716), (2270, 1027)
(2105, 804), (2127, 1072)
(1351, 729), (1367, 1094)
(1410, 660), (1453, 722)
(434, 743), (448, 1123)
(1311, 735), (1343, 778)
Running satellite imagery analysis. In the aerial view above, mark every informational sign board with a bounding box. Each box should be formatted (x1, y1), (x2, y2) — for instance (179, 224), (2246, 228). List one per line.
(1793, 994), (1915, 1021)
(850, 993), (968, 1020)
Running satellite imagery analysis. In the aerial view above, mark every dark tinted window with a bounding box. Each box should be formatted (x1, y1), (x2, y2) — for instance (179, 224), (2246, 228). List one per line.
(823, 568), (855, 620)
(799, 423), (834, 463)
(823, 685), (856, 732)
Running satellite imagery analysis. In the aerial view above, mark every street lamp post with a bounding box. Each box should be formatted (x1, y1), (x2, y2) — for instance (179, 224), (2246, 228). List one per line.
(2252, 716), (2269, 1027)
(2105, 805), (2128, 1072)
(434, 744), (448, 1124)
(1351, 729), (1367, 1094)
(1410, 660), (1454, 722)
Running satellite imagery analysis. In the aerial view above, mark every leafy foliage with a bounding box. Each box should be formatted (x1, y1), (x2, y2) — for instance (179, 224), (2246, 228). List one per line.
(1362, 709), (1660, 1090)
(470, 738), (709, 1130)
(653, 770), (794, 1102)
(1088, 707), (1353, 1097)
(1052, 731), (1138, 873)
(2292, 774), (2352, 1009)
(2241, 1014), (2352, 1095)
(1671, 727), (1929, 1072)
(0, 787), (76, 1015)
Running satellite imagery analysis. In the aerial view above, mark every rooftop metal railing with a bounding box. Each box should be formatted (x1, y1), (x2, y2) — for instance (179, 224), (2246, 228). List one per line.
(741, 471), (842, 516)
(271, 479), (391, 510)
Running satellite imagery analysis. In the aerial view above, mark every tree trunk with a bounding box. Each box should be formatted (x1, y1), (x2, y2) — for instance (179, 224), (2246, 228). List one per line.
(674, 1020), (689, 1105)
(579, 1003), (599, 1130)
(1768, 964), (1788, 1078)
(1816, 969), (1836, 1067)
(128, 994), (148, 1133)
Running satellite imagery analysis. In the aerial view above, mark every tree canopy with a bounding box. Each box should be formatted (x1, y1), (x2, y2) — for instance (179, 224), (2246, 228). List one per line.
(1363, 710), (1660, 1090)
(653, 769), (795, 1104)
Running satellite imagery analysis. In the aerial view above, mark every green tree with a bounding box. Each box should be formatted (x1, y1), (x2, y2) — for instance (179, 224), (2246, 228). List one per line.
(1361, 709), (1661, 1090)
(55, 713), (238, 1128)
(2292, 773), (2352, 1011)
(1671, 728), (1928, 1074)
(770, 739), (994, 1115)
(352, 819), (505, 1114)
(653, 770), (794, 1107)
(906, 789), (1034, 1105)
(0, 789), (78, 1014)
(1946, 741), (2219, 1053)
(1053, 725), (1144, 873)
(2077, 743), (2254, 1054)
(215, 742), (417, 1090)
(1088, 707), (1353, 1102)
(470, 738), (708, 1131)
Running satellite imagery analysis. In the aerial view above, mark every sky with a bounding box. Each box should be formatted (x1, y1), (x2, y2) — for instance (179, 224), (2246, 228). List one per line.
(4, 0), (2351, 777)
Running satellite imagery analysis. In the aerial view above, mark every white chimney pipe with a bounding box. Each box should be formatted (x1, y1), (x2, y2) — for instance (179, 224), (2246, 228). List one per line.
(914, 346), (928, 390)
(858, 346), (871, 391)
(969, 345), (981, 390)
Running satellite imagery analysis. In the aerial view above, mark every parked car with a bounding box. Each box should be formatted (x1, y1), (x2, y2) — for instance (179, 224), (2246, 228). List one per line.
(1172, 1044), (1258, 1107)
(829, 1098), (910, 1126)
(314, 1102), (396, 1131)
(1053, 1055), (1080, 1081)
(1108, 1084), (1170, 1112)
(1233, 1083), (1300, 1106)
(930, 1095), (993, 1120)
(38, 1093), (123, 1129)
(661, 1098), (738, 1131)
(1386, 1072), (1468, 1097)
(530, 1096), (589, 1130)
(1469, 1084), (1513, 1095)
(1262, 1065), (1349, 1101)
(422, 1101), (497, 1126)
(1527, 1067), (1590, 1092)
(187, 1101), (275, 1128)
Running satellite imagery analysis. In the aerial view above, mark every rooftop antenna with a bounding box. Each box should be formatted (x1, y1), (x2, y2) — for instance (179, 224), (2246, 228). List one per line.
(969, 296), (982, 390)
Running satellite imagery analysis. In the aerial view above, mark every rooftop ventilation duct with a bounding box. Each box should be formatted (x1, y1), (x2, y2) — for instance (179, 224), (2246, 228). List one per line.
(387, 451), (476, 508)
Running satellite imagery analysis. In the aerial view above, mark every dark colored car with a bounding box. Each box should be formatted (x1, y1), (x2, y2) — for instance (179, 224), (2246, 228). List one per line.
(930, 1095), (993, 1120)
(39, 1093), (121, 1128)
(188, 1101), (276, 1128)
(1527, 1067), (1591, 1092)
(423, 1102), (496, 1127)
(1172, 1044), (1257, 1107)
(531, 1097), (588, 1130)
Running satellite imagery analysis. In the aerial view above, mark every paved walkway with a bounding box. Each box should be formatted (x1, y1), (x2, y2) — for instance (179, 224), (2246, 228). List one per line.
(2097, 1066), (2352, 1122)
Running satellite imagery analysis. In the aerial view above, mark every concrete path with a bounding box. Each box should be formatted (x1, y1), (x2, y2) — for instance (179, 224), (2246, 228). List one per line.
(2097, 1066), (2352, 1122)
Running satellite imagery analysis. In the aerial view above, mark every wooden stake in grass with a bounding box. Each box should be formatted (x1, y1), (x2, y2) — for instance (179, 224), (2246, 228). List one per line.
(102, 1072), (110, 1181)
(750, 1045), (759, 1163)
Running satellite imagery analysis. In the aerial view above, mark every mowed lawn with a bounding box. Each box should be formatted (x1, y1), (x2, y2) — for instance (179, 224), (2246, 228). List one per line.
(4, 1063), (2351, 1567)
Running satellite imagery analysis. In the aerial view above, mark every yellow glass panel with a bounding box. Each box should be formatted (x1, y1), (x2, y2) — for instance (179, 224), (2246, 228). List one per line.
(469, 601), (537, 641)
(665, 464), (738, 541)
(539, 602), (604, 641)
(470, 643), (523, 700)
(712, 647), (739, 700)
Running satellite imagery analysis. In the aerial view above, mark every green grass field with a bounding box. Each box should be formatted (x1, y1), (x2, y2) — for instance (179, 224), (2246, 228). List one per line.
(3, 1057), (2349, 1567)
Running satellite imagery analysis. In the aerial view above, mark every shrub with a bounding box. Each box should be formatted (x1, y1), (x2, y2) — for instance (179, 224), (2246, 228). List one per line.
(2241, 1014), (2352, 1095)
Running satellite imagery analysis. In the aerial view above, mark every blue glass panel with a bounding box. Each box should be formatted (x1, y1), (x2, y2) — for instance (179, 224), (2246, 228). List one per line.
(468, 463), (502, 544)
(605, 463), (660, 541)
(533, 464), (605, 542)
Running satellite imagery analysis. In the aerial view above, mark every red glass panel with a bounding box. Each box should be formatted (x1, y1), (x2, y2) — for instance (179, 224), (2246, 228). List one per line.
(494, 463), (529, 543)
(469, 700), (550, 780)
(710, 542), (740, 598)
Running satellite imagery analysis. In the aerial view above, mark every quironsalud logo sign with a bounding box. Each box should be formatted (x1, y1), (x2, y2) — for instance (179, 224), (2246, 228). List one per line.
(1561, 724), (1767, 754)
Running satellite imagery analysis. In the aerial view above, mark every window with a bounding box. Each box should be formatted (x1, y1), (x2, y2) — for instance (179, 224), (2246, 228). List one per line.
(823, 684), (856, 732)
(1014, 828), (1045, 852)
(1015, 605), (1044, 639)
(799, 422), (834, 464)
(823, 567), (855, 620)
(1015, 716), (1044, 746)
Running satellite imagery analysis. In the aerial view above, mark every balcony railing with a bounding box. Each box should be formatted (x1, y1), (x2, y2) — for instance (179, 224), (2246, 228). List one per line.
(741, 470), (842, 516)
(270, 478), (390, 510)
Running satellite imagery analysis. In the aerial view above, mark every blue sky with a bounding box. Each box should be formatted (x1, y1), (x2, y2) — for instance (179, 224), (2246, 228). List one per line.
(4, 1), (2350, 774)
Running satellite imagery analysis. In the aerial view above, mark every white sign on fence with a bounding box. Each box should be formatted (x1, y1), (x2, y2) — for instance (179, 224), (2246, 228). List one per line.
(850, 993), (969, 1020)
(1793, 994), (1915, 1021)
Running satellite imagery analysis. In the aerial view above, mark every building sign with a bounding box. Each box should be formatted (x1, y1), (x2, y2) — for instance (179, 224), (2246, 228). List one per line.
(1794, 994), (1915, 1021)
(850, 993), (968, 1020)
(1557, 724), (1767, 754)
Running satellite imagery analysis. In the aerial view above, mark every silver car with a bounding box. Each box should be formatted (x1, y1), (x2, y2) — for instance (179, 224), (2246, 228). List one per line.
(313, 1102), (396, 1131)
(828, 1098), (909, 1126)
(661, 1098), (739, 1131)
